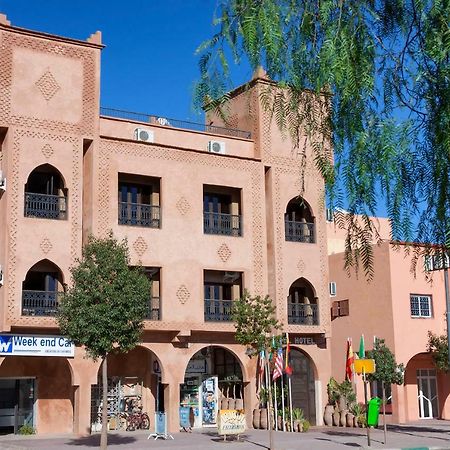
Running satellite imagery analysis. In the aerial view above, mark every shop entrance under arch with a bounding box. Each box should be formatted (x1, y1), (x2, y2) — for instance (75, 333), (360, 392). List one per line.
(289, 348), (316, 424)
(180, 346), (244, 428)
(90, 346), (162, 432)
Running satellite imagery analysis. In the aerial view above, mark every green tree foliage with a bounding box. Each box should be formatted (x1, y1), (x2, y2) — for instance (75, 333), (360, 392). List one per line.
(196, 0), (450, 277)
(57, 233), (150, 449)
(366, 338), (404, 385)
(231, 290), (281, 351)
(427, 331), (449, 371)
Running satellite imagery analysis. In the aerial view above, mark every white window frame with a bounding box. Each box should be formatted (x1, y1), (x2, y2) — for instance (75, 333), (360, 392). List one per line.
(410, 294), (432, 318)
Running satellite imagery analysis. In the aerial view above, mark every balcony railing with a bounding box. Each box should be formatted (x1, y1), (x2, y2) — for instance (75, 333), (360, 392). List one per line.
(24, 193), (67, 220)
(145, 297), (161, 321)
(285, 220), (315, 243)
(119, 202), (161, 228)
(100, 107), (252, 140)
(22, 290), (60, 317)
(204, 212), (242, 236)
(288, 302), (319, 325)
(204, 299), (233, 322)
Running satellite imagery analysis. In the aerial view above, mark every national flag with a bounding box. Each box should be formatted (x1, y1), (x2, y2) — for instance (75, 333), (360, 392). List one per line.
(358, 334), (365, 359)
(345, 338), (354, 382)
(273, 346), (284, 381)
(285, 333), (293, 376)
(258, 349), (265, 388)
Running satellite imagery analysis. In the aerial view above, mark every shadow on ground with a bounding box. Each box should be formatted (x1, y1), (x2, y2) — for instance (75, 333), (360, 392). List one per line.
(65, 434), (137, 447)
(315, 438), (360, 447)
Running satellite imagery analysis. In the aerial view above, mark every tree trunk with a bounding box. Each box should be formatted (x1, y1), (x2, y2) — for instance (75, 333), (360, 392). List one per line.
(100, 355), (108, 450)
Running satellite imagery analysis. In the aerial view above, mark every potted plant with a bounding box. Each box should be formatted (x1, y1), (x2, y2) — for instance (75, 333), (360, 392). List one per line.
(292, 408), (304, 432)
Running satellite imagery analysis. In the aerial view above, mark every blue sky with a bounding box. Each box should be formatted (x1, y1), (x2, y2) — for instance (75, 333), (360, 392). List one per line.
(0, 0), (250, 122)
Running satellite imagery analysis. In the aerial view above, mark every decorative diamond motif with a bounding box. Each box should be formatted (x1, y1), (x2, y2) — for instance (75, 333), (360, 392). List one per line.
(176, 285), (190, 304)
(40, 238), (53, 254)
(218, 243), (231, 262)
(41, 144), (54, 159)
(35, 70), (60, 101)
(176, 197), (190, 215)
(297, 258), (305, 272)
(133, 237), (148, 256)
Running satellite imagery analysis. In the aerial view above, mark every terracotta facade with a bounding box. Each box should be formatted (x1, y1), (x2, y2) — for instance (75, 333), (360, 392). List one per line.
(0, 16), (331, 435)
(328, 218), (450, 423)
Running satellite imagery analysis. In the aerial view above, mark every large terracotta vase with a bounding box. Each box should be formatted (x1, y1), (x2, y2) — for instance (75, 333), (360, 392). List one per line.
(252, 409), (261, 429)
(346, 413), (355, 427)
(339, 410), (348, 427)
(332, 408), (340, 426)
(235, 399), (244, 410)
(260, 408), (268, 429)
(323, 405), (334, 426)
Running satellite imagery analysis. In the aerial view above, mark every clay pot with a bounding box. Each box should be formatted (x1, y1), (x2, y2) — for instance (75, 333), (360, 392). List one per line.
(323, 405), (334, 426)
(260, 408), (268, 429)
(332, 409), (340, 426)
(252, 409), (260, 429)
(293, 420), (300, 432)
(339, 410), (347, 427)
(221, 398), (229, 410)
(228, 398), (236, 410)
(346, 413), (355, 428)
(277, 415), (283, 430)
(353, 416), (358, 428)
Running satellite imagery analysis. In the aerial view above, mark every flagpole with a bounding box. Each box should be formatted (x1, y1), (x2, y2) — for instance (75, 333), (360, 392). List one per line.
(273, 376), (278, 431)
(285, 333), (294, 433)
(265, 350), (274, 450)
(288, 375), (294, 432)
(281, 373), (286, 431)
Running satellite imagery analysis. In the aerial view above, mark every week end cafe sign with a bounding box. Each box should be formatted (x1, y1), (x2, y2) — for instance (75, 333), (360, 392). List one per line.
(0, 334), (74, 357)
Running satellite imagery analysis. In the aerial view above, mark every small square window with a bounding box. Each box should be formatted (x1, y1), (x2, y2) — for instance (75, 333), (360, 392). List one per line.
(410, 294), (432, 318)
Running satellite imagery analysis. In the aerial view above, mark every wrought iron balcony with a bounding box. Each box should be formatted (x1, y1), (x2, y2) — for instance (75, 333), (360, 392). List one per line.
(22, 290), (59, 317)
(203, 212), (242, 236)
(24, 193), (67, 220)
(145, 297), (161, 320)
(119, 202), (161, 228)
(204, 299), (233, 322)
(288, 302), (319, 325)
(285, 220), (315, 243)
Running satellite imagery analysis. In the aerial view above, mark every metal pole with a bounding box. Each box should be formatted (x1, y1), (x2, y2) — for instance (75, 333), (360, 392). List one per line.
(445, 266), (450, 367)
(382, 380), (387, 445)
(363, 370), (371, 447)
(265, 352), (274, 450)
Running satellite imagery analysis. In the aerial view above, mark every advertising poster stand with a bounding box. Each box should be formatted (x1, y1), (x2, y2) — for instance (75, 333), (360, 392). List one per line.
(147, 412), (173, 440)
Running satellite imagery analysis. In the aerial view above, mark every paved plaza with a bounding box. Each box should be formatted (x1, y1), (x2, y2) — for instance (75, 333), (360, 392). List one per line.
(2, 422), (450, 450)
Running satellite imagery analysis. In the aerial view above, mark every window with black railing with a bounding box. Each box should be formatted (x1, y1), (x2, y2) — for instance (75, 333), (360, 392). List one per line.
(204, 270), (242, 322)
(21, 260), (64, 317)
(203, 186), (242, 236)
(118, 174), (161, 228)
(284, 197), (315, 243)
(287, 277), (319, 325)
(24, 164), (67, 220)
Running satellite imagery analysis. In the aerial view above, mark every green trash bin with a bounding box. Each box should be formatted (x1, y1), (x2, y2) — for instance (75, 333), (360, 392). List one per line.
(367, 397), (382, 427)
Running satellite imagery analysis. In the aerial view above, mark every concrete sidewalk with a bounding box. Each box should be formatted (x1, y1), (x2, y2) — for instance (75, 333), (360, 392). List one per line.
(1, 422), (450, 450)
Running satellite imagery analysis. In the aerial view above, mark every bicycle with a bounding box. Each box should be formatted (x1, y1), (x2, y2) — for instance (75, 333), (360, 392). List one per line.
(126, 411), (150, 431)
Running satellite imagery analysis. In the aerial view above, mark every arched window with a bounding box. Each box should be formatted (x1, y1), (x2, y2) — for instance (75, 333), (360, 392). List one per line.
(287, 278), (318, 325)
(22, 259), (64, 316)
(24, 164), (67, 220)
(284, 197), (315, 243)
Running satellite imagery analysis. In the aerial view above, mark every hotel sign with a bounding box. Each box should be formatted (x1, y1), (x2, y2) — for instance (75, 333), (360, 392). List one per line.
(0, 334), (74, 357)
(292, 335), (326, 347)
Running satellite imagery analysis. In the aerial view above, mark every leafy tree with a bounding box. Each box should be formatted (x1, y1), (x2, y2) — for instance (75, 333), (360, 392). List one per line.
(366, 338), (404, 386)
(427, 331), (449, 371)
(57, 234), (150, 449)
(196, 0), (450, 277)
(232, 290), (282, 351)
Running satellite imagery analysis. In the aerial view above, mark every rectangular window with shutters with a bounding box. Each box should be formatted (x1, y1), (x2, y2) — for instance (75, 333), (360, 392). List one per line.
(331, 299), (349, 319)
(410, 294), (432, 318)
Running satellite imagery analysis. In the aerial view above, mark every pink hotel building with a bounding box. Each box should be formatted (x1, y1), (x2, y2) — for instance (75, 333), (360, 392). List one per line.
(0, 15), (333, 434)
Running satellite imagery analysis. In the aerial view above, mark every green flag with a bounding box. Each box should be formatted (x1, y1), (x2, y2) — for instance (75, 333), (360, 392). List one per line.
(359, 335), (365, 359)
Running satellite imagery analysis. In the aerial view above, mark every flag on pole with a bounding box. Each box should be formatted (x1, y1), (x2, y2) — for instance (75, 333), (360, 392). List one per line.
(273, 346), (284, 381)
(358, 334), (365, 359)
(258, 349), (265, 388)
(285, 333), (293, 376)
(345, 338), (354, 382)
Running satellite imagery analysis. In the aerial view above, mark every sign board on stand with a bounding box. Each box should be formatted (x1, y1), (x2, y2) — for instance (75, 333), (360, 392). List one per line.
(148, 412), (173, 440)
(217, 409), (246, 439)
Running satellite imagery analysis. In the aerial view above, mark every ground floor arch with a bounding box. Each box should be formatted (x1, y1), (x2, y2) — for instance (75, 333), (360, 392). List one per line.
(180, 345), (246, 428)
(289, 347), (317, 425)
(90, 346), (162, 432)
(0, 356), (73, 434)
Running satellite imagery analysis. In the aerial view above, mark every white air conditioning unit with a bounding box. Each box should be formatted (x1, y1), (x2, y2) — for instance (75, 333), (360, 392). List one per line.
(329, 281), (337, 297)
(0, 265), (3, 286)
(134, 128), (154, 143)
(0, 171), (6, 192)
(208, 140), (226, 155)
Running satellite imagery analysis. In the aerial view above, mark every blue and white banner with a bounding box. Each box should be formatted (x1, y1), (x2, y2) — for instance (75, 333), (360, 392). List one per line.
(0, 334), (74, 357)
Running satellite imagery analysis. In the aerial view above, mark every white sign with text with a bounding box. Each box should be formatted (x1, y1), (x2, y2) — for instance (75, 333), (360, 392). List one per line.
(0, 334), (74, 357)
